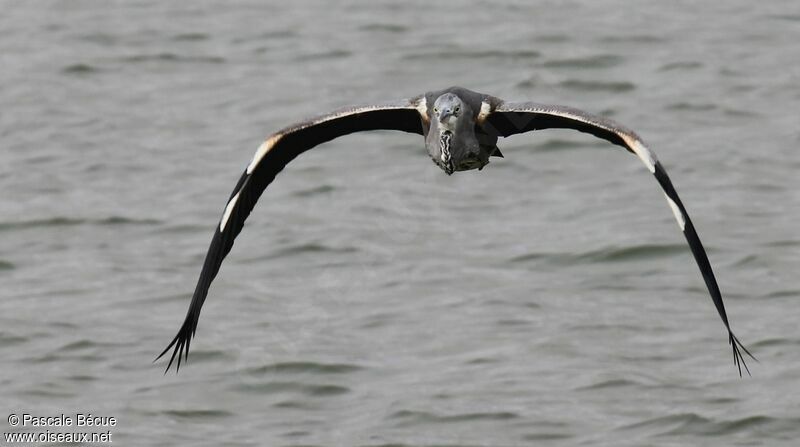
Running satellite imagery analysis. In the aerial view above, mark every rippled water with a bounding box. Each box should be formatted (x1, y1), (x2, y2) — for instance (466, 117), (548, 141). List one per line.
(2, 1), (799, 446)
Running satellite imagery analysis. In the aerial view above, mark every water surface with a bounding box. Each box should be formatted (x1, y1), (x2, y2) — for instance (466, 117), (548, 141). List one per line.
(1, 1), (799, 446)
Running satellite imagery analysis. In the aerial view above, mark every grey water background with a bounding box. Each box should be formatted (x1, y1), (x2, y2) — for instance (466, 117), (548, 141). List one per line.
(1, 1), (799, 445)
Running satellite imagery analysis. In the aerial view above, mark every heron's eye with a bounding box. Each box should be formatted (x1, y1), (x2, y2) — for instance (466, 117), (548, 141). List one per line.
(434, 107), (439, 113)
(454, 106), (460, 113)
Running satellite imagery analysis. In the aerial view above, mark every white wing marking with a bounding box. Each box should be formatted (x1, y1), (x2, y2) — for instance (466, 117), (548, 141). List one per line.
(416, 96), (428, 122)
(625, 138), (658, 174)
(246, 134), (282, 175)
(219, 191), (241, 232)
(477, 100), (491, 124)
(664, 193), (687, 231)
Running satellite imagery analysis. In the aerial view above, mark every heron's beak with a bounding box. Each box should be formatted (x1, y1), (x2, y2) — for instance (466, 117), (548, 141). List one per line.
(438, 108), (454, 123)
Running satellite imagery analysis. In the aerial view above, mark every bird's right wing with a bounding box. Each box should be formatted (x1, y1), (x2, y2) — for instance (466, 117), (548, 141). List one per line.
(485, 102), (755, 375)
(157, 99), (426, 372)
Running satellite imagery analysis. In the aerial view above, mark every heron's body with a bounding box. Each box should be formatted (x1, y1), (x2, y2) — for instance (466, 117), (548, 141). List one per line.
(421, 87), (501, 173)
(157, 86), (754, 375)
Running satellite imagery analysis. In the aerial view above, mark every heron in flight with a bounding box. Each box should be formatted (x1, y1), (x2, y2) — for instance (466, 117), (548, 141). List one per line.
(157, 86), (754, 375)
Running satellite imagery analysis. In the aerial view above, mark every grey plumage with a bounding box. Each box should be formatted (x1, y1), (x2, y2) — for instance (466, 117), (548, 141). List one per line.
(422, 87), (501, 173)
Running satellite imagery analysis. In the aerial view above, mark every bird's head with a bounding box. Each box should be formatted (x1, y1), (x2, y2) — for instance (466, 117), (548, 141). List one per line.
(433, 93), (464, 132)
(427, 93), (488, 174)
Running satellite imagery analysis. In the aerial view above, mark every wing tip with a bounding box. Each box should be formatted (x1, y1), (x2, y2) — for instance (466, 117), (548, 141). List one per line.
(155, 320), (194, 374)
(729, 331), (757, 378)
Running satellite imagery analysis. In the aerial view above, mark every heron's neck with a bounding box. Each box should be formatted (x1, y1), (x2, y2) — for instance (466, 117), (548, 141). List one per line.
(439, 130), (454, 174)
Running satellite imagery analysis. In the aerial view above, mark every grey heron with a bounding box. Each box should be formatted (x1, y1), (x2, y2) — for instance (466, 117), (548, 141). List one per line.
(157, 86), (754, 375)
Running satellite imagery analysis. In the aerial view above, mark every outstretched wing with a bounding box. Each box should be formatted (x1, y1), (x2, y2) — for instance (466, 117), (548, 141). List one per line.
(157, 100), (425, 372)
(485, 102), (755, 375)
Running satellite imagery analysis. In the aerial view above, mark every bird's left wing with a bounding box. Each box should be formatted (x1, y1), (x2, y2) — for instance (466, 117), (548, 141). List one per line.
(157, 99), (425, 372)
(485, 102), (755, 375)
